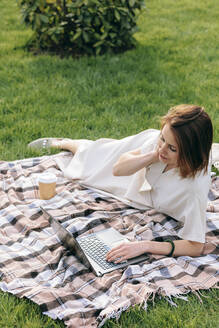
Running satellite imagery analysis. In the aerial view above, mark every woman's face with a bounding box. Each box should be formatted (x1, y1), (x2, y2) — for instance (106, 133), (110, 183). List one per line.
(158, 124), (179, 169)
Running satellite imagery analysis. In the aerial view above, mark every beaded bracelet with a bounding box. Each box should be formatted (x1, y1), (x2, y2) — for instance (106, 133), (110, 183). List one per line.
(165, 239), (175, 257)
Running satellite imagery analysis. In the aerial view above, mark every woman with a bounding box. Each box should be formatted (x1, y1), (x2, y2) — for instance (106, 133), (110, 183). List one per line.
(28, 104), (214, 261)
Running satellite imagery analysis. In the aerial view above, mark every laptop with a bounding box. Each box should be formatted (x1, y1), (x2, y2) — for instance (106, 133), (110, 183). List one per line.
(41, 207), (149, 277)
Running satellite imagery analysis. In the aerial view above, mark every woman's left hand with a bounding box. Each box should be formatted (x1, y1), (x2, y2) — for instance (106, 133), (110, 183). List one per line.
(106, 241), (147, 264)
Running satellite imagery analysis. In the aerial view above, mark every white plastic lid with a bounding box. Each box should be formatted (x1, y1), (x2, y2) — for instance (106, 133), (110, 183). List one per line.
(38, 172), (57, 184)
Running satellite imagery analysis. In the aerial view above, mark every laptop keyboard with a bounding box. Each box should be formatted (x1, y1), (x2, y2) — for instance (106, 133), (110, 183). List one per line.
(78, 235), (120, 270)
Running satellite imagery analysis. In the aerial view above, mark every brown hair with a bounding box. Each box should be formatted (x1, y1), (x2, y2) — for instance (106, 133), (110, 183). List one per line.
(161, 104), (213, 178)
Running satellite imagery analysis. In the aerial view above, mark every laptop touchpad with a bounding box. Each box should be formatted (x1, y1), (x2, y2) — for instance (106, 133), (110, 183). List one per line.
(111, 239), (129, 248)
(97, 228), (129, 247)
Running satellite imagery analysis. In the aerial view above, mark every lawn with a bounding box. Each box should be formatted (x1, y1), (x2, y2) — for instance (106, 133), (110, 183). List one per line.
(0, 0), (218, 327)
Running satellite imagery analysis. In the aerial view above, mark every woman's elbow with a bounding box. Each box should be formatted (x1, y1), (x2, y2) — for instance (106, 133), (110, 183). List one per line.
(112, 164), (133, 176)
(112, 164), (121, 176)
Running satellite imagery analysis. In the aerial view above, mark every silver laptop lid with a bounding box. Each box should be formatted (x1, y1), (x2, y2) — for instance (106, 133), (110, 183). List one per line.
(41, 207), (91, 270)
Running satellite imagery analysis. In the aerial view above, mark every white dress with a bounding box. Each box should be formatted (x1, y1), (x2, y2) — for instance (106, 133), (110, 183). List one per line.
(56, 129), (211, 243)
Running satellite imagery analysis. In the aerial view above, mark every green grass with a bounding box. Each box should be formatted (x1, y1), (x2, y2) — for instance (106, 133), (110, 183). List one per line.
(0, 0), (218, 327)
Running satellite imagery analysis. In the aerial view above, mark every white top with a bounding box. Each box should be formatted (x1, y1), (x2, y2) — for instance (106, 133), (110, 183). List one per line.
(57, 129), (211, 243)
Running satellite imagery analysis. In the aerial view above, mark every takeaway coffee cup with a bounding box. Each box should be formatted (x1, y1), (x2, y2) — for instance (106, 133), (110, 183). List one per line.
(38, 173), (57, 200)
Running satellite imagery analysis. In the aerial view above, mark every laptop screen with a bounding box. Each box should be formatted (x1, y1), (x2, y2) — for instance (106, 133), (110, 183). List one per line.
(41, 207), (91, 269)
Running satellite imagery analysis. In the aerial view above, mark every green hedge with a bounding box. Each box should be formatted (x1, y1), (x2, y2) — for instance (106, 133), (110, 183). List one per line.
(17, 0), (145, 56)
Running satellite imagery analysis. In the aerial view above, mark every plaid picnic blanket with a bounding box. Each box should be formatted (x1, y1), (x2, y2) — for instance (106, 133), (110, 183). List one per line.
(0, 152), (218, 328)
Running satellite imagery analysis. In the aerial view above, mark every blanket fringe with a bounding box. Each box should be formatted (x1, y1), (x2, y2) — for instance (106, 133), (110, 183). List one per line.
(98, 304), (130, 328)
(98, 285), (219, 327)
(164, 294), (188, 307)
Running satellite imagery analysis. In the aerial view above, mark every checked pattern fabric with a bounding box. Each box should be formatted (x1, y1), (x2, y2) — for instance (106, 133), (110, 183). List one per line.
(0, 152), (218, 328)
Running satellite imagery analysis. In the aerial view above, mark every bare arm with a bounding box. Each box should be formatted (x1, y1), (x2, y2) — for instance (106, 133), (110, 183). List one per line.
(113, 148), (159, 176)
(106, 239), (204, 263)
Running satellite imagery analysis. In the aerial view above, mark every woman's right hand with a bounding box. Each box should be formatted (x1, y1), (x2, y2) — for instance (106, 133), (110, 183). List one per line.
(150, 149), (160, 164)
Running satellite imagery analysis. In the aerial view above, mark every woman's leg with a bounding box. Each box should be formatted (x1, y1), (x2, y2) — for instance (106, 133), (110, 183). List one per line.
(51, 139), (89, 155)
(28, 137), (92, 153)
